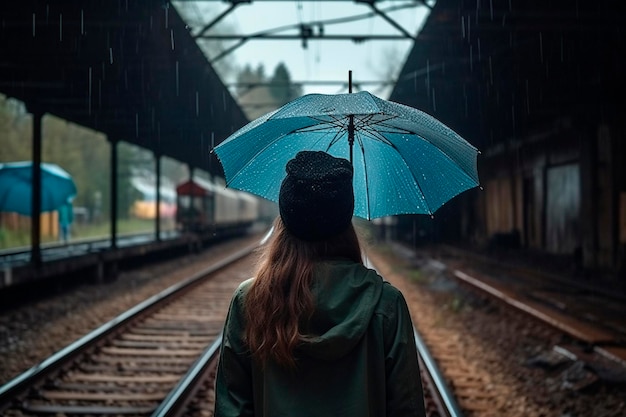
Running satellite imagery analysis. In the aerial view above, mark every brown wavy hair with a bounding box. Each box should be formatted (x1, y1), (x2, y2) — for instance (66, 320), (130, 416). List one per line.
(244, 216), (363, 368)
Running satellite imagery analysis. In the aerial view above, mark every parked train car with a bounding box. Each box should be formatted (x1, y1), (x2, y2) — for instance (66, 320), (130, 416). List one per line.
(175, 177), (260, 235)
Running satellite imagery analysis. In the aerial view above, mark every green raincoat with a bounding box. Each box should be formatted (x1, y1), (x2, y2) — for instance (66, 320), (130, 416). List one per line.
(215, 259), (426, 417)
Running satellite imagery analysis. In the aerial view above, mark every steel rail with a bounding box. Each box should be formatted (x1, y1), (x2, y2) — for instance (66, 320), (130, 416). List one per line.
(153, 243), (462, 417)
(154, 237), (460, 417)
(414, 328), (464, 417)
(366, 255), (463, 417)
(151, 335), (223, 417)
(149, 228), (274, 416)
(149, 327), (464, 417)
(0, 239), (261, 409)
(150, 331), (463, 417)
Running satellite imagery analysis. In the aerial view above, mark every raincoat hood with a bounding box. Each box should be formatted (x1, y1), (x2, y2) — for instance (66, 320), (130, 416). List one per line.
(298, 259), (383, 360)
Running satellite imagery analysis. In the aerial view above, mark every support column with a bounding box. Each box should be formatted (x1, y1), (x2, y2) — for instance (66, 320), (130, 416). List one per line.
(110, 138), (118, 249)
(155, 153), (162, 241)
(30, 107), (43, 266)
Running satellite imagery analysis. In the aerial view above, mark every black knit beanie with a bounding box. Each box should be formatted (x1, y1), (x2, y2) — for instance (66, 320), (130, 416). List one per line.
(279, 151), (354, 241)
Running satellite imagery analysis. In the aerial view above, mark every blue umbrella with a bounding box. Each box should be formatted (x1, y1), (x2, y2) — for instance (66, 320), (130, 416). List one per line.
(0, 161), (77, 215)
(214, 90), (480, 220)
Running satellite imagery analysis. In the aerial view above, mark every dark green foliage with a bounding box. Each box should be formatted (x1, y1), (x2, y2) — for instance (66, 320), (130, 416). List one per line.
(269, 63), (302, 105)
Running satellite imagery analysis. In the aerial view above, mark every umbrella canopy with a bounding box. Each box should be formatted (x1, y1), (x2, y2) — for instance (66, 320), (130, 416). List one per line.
(0, 161), (77, 215)
(214, 90), (480, 220)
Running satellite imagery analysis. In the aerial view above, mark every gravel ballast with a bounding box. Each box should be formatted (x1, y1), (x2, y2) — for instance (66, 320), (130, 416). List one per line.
(1, 237), (624, 416)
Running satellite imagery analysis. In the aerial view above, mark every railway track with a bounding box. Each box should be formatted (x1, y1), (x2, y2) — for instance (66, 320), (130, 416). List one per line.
(0, 240), (258, 416)
(1, 234), (464, 417)
(366, 258), (464, 417)
(437, 244), (626, 366)
(368, 250), (516, 416)
(371, 242), (626, 416)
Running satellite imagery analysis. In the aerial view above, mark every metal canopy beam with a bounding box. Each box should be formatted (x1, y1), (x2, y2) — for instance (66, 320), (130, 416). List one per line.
(186, 0), (428, 62)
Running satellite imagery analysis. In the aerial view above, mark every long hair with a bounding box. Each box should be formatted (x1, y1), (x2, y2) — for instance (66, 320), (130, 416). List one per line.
(244, 216), (363, 369)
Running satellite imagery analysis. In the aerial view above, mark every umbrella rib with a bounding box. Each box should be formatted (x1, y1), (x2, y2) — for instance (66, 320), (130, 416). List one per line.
(358, 125), (399, 148)
(293, 116), (346, 133)
(355, 133), (372, 219)
(374, 120), (479, 182)
(360, 118), (479, 183)
(293, 115), (406, 143)
(224, 126), (342, 187)
(360, 119), (412, 136)
(292, 115), (360, 153)
(223, 132), (293, 186)
(405, 163), (434, 216)
(355, 127), (434, 216)
(294, 122), (342, 133)
(353, 116), (407, 148)
(325, 129), (348, 153)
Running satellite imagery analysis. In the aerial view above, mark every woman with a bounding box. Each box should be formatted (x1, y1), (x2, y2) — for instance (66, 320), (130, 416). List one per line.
(215, 151), (426, 416)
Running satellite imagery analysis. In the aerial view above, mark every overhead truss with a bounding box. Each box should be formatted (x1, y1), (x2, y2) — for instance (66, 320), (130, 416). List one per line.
(173, 0), (432, 63)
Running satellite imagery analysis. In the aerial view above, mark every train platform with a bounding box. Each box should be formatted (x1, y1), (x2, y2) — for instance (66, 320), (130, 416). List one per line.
(0, 231), (216, 290)
(387, 240), (626, 369)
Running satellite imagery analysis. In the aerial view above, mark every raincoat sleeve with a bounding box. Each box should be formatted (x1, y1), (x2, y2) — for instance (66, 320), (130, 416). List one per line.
(383, 288), (427, 417)
(214, 283), (254, 417)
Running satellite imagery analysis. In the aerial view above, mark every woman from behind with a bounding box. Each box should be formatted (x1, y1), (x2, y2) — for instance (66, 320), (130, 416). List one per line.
(215, 150), (426, 416)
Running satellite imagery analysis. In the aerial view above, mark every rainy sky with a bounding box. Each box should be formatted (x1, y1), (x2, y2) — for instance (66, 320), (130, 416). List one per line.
(175, 1), (431, 97)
